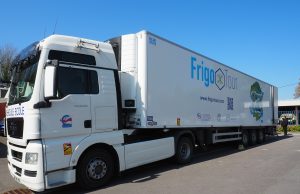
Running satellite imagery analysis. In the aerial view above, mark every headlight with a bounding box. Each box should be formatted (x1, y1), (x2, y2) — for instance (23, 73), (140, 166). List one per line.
(25, 153), (38, 165)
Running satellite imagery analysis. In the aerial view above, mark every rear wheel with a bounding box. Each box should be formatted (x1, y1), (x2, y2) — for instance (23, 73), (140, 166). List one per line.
(77, 149), (114, 190)
(175, 137), (193, 164)
(249, 130), (257, 146)
(257, 129), (265, 144)
(241, 130), (249, 147)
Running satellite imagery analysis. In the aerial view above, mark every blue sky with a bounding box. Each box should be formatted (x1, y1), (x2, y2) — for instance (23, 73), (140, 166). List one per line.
(0, 0), (299, 100)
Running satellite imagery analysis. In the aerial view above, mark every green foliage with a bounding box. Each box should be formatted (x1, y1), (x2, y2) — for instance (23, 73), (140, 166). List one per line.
(277, 125), (300, 132)
(0, 44), (17, 83)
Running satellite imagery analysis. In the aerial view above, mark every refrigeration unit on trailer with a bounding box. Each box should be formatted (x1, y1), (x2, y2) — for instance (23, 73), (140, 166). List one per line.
(6, 30), (277, 192)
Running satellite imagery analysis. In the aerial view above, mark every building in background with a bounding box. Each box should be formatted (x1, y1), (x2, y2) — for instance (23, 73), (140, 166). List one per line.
(278, 99), (300, 125)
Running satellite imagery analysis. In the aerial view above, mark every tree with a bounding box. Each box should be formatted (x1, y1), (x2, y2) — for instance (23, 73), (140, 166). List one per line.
(294, 79), (300, 99)
(0, 44), (17, 83)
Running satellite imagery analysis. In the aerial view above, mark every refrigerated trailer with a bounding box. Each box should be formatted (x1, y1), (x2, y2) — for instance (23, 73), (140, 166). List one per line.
(6, 30), (278, 192)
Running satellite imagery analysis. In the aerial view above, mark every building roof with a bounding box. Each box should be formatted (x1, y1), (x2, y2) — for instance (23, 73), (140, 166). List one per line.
(278, 99), (300, 107)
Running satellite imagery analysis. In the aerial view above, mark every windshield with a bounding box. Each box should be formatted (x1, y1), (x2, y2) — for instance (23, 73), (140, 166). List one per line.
(8, 42), (40, 105)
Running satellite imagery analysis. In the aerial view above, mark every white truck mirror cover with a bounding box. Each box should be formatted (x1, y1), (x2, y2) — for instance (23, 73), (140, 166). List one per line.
(44, 65), (57, 99)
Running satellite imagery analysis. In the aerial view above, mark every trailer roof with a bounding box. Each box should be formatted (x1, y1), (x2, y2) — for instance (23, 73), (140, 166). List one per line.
(278, 99), (300, 107)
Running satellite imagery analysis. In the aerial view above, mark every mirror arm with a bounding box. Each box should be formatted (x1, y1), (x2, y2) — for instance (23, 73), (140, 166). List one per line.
(44, 60), (58, 69)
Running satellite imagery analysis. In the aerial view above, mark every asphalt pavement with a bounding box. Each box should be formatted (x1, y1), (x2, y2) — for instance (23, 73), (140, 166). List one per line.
(1, 134), (300, 194)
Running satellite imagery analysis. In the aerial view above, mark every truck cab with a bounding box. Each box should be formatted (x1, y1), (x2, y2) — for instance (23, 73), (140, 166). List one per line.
(6, 35), (124, 191)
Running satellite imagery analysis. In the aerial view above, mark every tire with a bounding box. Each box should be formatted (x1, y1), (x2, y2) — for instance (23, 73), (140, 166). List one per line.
(241, 130), (249, 147)
(257, 130), (265, 144)
(77, 149), (114, 190)
(175, 137), (193, 164)
(249, 130), (257, 146)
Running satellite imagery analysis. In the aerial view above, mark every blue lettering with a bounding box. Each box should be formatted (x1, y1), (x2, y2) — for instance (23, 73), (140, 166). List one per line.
(191, 57), (215, 87)
(204, 67), (209, 87)
(15, 107), (22, 116)
(149, 37), (156, 45)
(210, 69), (215, 84)
(201, 61), (204, 81)
(191, 57), (196, 79)
(190, 56), (237, 90)
(6, 106), (24, 117)
(197, 65), (201, 80)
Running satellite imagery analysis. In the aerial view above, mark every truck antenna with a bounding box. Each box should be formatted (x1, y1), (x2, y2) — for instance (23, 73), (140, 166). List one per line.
(44, 27), (47, 38)
(53, 18), (58, 34)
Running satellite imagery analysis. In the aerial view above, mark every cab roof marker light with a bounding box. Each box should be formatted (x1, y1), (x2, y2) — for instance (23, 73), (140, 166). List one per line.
(77, 39), (101, 53)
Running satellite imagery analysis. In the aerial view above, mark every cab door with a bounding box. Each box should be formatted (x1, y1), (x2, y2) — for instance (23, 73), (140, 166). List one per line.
(90, 68), (118, 133)
(40, 63), (96, 171)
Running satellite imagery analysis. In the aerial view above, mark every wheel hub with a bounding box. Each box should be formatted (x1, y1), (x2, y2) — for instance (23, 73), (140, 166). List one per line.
(87, 159), (107, 180)
(180, 143), (191, 160)
(243, 134), (248, 143)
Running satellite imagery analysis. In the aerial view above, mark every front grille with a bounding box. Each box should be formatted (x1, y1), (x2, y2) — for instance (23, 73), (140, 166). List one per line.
(11, 150), (23, 162)
(7, 118), (24, 139)
(12, 164), (22, 176)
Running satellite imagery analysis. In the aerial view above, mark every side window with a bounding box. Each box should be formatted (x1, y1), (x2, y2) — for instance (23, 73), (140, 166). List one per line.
(49, 50), (96, 65)
(57, 67), (99, 98)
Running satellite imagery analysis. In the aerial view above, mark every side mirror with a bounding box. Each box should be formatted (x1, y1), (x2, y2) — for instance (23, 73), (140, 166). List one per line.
(44, 60), (58, 100)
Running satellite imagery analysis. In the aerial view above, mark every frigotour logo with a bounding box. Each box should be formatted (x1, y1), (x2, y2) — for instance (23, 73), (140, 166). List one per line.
(215, 68), (225, 90)
(190, 57), (237, 90)
(60, 115), (72, 128)
(249, 82), (264, 121)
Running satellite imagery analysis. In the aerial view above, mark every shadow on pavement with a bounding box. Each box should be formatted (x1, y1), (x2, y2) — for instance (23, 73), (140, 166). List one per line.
(41, 134), (292, 194)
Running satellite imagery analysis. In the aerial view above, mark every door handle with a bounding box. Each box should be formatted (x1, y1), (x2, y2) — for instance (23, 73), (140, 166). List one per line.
(84, 120), (92, 128)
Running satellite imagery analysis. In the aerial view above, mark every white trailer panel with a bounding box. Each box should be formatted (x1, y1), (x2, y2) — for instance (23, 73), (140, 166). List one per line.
(119, 31), (277, 128)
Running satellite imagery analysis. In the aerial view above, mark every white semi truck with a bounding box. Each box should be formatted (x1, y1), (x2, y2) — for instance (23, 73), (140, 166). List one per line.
(6, 30), (278, 192)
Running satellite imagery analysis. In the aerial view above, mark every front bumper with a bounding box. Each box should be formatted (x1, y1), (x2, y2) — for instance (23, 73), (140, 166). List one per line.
(7, 140), (45, 192)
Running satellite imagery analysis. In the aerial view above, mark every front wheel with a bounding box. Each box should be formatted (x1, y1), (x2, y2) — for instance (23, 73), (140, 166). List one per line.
(175, 137), (193, 164)
(77, 149), (114, 190)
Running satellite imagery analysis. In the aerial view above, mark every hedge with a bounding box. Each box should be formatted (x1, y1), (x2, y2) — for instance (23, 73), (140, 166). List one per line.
(277, 125), (300, 132)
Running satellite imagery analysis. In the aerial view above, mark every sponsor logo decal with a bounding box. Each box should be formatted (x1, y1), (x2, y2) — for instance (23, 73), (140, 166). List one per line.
(60, 115), (72, 128)
(147, 116), (157, 126)
(249, 82), (264, 121)
(215, 68), (225, 90)
(63, 143), (72, 155)
(197, 113), (211, 121)
(149, 37), (157, 45)
(147, 116), (153, 121)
